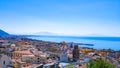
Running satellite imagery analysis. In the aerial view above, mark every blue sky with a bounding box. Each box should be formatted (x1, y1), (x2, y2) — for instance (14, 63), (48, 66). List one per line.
(0, 0), (120, 36)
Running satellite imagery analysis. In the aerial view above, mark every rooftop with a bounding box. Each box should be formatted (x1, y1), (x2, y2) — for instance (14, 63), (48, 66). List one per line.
(13, 50), (33, 55)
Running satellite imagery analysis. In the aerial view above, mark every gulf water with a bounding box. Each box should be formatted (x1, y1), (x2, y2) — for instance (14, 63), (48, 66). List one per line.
(28, 36), (120, 51)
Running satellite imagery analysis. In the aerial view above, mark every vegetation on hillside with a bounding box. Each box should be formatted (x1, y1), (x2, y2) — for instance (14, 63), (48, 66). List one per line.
(86, 58), (116, 68)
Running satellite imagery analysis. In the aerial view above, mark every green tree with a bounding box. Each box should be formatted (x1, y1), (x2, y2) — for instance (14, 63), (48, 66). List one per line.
(87, 58), (116, 68)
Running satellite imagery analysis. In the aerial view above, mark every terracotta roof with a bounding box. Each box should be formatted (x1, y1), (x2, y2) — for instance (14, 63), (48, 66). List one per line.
(0, 40), (5, 43)
(13, 50), (33, 55)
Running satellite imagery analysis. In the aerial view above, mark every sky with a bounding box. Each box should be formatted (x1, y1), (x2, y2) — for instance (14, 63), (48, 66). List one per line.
(0, 0), (120, 36)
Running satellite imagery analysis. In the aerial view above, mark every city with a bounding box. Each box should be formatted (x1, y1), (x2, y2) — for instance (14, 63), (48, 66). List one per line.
(0, 0), (120, 68)
(0, 29), (120, 68)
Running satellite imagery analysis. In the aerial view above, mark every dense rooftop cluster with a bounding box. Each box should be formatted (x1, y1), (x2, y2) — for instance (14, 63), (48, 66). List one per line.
(0, 36), (120, 68)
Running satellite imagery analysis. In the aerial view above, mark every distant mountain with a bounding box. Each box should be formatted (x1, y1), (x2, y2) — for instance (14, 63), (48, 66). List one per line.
(0, 29), (9, 36)
(82, 34), (107, 37)
(33, 32), (58, 36)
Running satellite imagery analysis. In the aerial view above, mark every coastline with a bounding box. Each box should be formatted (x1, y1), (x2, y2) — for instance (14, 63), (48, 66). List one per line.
(27, 35), (120, 51)
(0, 35), (120, 68)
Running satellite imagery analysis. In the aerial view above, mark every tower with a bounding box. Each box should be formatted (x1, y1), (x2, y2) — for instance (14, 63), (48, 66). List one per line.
(72, 45), (79, 62)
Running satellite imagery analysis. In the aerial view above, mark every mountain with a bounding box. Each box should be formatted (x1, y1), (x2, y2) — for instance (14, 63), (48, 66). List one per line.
(0, 29), (9, 36)
(33, 32), (58, 36)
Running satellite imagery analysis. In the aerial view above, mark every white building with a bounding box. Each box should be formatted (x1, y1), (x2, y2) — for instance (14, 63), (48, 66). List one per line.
(0, 54), (11, 68)
(21, 54), (47, 64)
(60, 53), (68, 62)
(22, 55), (35, 63)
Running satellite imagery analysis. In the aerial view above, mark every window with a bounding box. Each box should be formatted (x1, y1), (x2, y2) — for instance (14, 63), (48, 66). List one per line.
(3, 61), (5, 65)
(38, 61), (40, 63)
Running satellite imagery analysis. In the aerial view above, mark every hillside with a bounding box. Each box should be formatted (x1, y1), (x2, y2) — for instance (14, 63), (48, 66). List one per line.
(0, 29), (9, 36)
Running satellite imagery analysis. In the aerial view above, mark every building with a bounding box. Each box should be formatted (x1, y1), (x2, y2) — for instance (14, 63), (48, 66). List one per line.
(21, 55), (35, 63)
(0, 54), (12, 68)
(11, 50), (33, 59)
(60, 41), (67, 51)
(22, 55), (47, 64)
(73, 45), (79, 62)
(60, 53), (68, 62)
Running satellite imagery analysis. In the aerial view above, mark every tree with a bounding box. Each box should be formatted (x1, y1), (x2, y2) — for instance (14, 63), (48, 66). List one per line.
(87, 58), (116, 68)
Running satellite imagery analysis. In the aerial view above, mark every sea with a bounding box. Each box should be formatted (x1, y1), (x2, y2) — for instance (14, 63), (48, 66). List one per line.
(28, 36), (120, 51)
